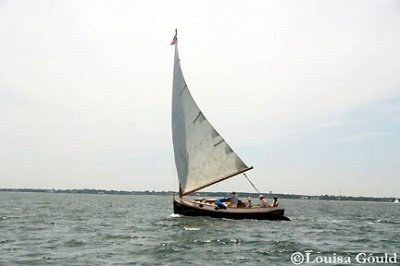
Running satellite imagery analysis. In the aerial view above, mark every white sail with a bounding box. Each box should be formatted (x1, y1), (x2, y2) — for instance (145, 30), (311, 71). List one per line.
(171, 35), (251, 196)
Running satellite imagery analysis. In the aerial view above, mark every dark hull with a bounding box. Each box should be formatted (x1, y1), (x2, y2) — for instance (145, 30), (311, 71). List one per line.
(173, 198), (290, 221)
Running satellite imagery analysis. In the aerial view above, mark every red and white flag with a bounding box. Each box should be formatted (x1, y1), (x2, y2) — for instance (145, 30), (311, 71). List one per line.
(170, 29), (177, 45)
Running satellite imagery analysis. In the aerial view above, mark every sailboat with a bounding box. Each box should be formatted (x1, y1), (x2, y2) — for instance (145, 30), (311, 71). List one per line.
(394, 198), (399, 204)
(170, 30), (289, 221)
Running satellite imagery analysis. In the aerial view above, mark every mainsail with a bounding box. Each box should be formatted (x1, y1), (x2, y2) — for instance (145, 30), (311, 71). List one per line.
(171, 31), (252, 196)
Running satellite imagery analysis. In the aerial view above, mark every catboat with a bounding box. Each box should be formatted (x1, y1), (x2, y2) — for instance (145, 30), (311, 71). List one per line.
(170, 30), (289, 221)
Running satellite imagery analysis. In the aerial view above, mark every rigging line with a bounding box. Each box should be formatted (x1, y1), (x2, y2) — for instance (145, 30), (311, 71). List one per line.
(243, 172), (260, 194)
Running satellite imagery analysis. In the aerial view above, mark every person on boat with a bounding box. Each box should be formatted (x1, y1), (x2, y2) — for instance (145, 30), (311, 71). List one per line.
(215, 198), (227, 209)
(271, 196), (279, 207)
(246, 196), (252, 208)
(258, 194), (269, 207)
(227, 191), (239, 207)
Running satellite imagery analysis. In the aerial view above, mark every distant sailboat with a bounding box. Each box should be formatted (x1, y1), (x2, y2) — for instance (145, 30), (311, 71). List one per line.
(394, 198), (399, 204)
(170, 30), (289, 221)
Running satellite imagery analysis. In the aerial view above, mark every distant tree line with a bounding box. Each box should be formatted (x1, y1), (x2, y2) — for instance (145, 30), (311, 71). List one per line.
(0, 188), (396, 202)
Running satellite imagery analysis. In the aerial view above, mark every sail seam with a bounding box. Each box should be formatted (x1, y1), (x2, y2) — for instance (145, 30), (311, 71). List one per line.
(214, 139), (224, 147)
(179, 84), (187, 96)
(193, 111), (203, 124)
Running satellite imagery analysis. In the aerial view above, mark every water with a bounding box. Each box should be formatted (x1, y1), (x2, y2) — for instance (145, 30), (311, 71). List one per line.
(1, 192), (399, 265)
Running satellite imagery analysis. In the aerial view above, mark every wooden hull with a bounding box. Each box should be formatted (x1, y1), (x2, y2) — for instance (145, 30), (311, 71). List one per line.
(173, 198), (290, 221)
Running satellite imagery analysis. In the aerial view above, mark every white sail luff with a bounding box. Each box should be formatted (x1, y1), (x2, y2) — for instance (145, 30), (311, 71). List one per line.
(171, 34), (250, 195)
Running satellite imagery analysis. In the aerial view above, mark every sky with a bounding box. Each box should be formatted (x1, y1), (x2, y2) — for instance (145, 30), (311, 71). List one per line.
(0, 0), (399, 197)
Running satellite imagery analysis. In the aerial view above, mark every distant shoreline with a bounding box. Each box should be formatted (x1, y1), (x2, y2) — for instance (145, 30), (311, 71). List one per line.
(0, 188), (396, 202)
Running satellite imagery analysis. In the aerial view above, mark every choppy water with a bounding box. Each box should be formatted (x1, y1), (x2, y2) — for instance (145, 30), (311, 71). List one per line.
(1, 192), (399, 265)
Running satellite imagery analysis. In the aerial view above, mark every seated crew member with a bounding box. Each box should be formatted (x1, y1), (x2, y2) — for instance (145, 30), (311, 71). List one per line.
(258, 194), (269, 207)
(246, 197), (252, 208)
(271, 196), (279, 207)
(227, 191), (239, 207)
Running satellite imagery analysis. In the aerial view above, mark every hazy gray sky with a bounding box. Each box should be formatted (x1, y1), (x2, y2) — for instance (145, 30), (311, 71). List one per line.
(1, 0), (399, 197)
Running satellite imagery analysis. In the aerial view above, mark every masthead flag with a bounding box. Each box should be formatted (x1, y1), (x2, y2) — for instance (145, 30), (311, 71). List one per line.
(170, 29), (177, 45)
